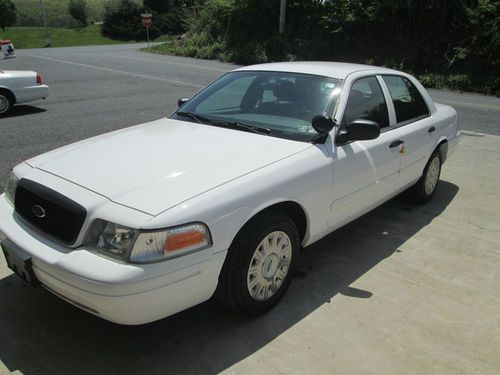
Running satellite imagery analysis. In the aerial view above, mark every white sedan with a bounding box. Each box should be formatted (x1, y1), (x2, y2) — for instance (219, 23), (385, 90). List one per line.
(0, 62), (460, 324)
(0, 70), (49, 115)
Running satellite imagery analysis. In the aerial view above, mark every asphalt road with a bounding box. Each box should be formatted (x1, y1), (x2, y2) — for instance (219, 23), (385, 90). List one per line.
(1, 44), (500, 187)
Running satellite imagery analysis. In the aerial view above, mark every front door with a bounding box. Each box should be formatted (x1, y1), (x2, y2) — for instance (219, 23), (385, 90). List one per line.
(329, 75), (402, 228)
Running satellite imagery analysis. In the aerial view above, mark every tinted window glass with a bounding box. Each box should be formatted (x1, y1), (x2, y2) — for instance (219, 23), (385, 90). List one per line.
(197, 76), (254, 112)
(343, 76), (389, 128)
(382, 75), (429, 123)
(175, 71), (342, 142)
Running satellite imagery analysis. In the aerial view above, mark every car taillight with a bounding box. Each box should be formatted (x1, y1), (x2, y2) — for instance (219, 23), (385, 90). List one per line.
(36, 73), (43, 85)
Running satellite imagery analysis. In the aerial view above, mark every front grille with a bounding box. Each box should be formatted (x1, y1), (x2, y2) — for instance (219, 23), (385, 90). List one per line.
(14, 179), (87, 245)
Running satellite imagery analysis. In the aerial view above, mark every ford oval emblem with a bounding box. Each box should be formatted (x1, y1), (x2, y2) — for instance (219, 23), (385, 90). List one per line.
(32, 204), (46, 218)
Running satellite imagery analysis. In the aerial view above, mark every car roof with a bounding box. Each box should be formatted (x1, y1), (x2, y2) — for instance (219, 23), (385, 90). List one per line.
(235, 61), (399, 80)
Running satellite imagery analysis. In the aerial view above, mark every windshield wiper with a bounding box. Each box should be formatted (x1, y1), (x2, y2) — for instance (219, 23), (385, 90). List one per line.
(176, 111), (213, 124)
(212, 120), (272, 136)
(176, 111), (271, 136)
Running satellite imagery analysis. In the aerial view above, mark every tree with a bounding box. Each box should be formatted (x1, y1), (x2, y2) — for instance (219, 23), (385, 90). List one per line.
(102, 0), (149, 40)
(144, 0), (171, 13)
(143, 0), (190, 35)
(68, 0), (88, 26)
(0, 0), (17, 31)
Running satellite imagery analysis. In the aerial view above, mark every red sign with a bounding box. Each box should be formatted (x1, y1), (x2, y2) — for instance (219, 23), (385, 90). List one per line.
(141, 13), (152, 27)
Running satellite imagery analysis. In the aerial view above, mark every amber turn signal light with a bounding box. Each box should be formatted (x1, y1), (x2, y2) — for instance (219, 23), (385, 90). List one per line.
(165, 230), (205, 252)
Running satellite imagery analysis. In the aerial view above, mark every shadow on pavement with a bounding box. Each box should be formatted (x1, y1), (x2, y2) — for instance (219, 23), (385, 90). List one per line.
(0, 105), (47, 119)
(0, 181), (458, 375)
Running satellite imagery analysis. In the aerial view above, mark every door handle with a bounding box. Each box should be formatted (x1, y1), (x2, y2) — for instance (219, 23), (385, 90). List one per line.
(389, 140), (404, 148)
(428, 126), (436, 133)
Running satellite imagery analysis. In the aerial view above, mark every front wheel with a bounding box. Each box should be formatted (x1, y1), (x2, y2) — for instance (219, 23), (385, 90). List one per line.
(216, 212), (299, 315)
(412, 151), (441, 203)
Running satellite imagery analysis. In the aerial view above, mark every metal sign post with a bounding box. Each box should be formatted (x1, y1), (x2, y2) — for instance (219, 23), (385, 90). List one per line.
(141, 13), (153, 47)
(39, 0), (51, 47)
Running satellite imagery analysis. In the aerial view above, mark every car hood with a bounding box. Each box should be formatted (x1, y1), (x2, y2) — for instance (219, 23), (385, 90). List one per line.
(27, 118), (311, 216)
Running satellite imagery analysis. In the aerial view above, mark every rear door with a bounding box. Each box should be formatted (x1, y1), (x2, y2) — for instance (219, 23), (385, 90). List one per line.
(381, 75), (435, 189)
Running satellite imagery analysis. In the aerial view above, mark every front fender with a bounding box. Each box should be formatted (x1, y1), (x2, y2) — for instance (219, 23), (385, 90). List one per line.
(141, 146), (333, 254)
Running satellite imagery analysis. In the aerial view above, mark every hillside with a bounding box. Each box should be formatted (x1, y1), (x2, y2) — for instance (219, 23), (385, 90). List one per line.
(13, 0), (140, 27)
(0, 24), (138, 48)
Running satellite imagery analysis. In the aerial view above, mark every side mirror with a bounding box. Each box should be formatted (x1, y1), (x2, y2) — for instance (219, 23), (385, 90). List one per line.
(311, 114), (335, 144)
(177, 98), (189, 107)
(311, 114), (335, 134)
(337, 119), (380, 144)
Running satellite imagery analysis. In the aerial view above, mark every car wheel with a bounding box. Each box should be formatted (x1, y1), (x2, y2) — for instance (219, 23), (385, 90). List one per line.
(216, 212), (299, 315)
(0, 91), (13, 115)
(412, 151), (441, 203)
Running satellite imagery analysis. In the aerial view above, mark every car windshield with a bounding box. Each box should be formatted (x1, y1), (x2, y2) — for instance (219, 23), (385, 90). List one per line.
(172, 71), (342, 142)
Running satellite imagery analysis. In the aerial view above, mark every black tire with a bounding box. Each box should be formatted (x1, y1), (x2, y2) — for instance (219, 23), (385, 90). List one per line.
(0, 90), (14, 116)
(215, 211), (300, 315)
(412, 151), (442, 204)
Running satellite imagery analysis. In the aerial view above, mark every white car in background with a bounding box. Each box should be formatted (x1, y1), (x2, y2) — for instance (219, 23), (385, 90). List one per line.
(0, 70), (49, 115)
(0, 62), (460, 325)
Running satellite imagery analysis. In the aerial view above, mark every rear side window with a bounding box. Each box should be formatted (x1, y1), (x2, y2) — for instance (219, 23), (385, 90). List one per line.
(343, 76), (389, 128)
(382, 75), (429, 124)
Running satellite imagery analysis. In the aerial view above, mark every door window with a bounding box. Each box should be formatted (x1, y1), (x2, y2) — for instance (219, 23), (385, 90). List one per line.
(343, 76), (389, 129)
(382, 75), (429, 124)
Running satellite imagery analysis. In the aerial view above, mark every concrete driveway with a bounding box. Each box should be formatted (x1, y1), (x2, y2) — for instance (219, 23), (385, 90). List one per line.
(0, 45), (499, 374)
(1, 132), (499, 375)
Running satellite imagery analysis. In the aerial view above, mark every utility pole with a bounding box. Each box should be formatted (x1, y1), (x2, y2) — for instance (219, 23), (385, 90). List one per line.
(39, 0), (51, 47)
(279, 0), (286, 34)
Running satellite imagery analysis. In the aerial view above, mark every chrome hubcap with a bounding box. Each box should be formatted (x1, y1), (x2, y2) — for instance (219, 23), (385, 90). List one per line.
(247, 231), (292, 302)
(425, 157), (440, 195)
(0, 95), (8, 113)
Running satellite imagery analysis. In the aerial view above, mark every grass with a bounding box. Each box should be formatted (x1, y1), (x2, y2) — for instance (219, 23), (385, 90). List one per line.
(143, 36), (177, 52)
(142, 36), (231, 62)
(0, 25), (139, 49)
(13, 0), (109, 26)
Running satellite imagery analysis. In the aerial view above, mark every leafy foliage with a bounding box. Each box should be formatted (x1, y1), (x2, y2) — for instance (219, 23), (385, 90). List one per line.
(0, 0), (17, 31)
(101, 0), (190, 40)
(68, 0), (89, 26)
(159, 0), (499, 94)
(101, 0), (147, 40)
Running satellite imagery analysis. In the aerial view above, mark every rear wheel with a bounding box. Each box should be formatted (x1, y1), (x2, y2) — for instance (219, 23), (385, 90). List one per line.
(412, 151), (441, 203)
(216, 212), (299, 315)
(0, 91), (13, 115)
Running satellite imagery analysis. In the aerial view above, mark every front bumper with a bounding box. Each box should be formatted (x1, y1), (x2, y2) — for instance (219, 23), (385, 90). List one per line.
(0, 196), (225, 325)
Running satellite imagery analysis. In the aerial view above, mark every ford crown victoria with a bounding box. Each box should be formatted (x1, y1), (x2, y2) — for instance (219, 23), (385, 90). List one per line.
(0, 62), (460, 324)
(0, 70), (49, 115)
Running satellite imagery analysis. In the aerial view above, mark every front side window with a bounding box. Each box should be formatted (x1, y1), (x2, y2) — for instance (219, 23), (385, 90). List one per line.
(343, 76), (389, 128)
(382, 75), (429, 124)
(173, 71), (342, 142)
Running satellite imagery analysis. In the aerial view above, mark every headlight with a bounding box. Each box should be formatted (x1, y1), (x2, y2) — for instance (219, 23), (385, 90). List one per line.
(4, 171), (19, 206)
(85, 220), (211, 263)
(84, 219), (139, 260)
(131, 223), (211, 263)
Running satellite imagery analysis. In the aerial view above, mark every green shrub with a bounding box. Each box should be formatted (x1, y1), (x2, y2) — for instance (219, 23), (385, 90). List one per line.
(68, 0), (88, 27)
(0, 0), (17, 31)
(102, 0), (149, 40)
(146, 0), (499, 94)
